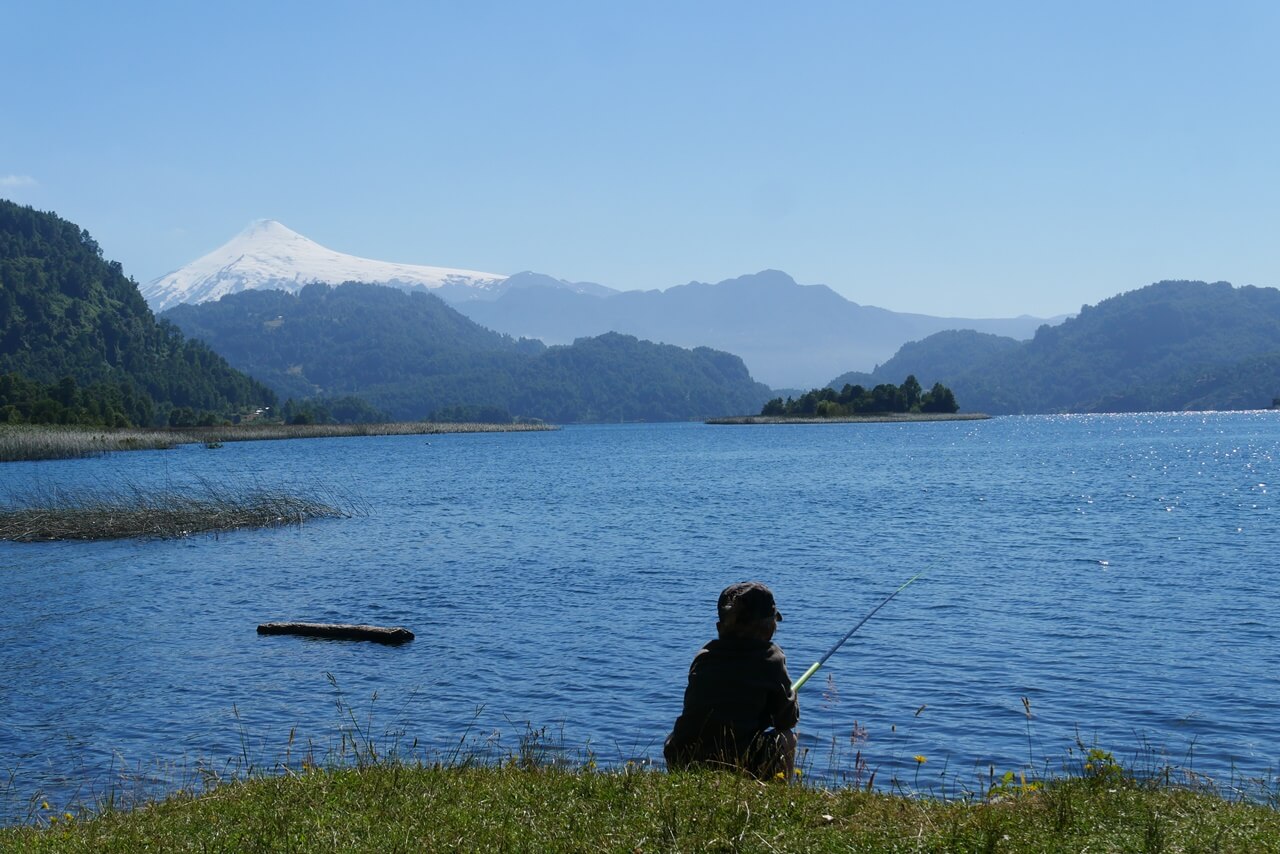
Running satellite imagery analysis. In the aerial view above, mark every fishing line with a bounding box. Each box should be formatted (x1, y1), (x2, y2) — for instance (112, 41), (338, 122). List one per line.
(791, 572), (923, 693)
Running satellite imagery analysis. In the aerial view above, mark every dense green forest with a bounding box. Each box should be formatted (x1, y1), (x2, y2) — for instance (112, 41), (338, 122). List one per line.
(0, 201), (275, 425)
(831, 281), (1280, 414)
(0, 372), (139, 426)
(763, 375), (958, 417)
(829, 330), (1023, 394)
(164, 283), (773, 422)
(164, 283), (546, 402)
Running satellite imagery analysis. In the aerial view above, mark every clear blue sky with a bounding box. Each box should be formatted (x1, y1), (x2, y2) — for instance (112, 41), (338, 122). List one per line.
(4, 1), (1278, 317)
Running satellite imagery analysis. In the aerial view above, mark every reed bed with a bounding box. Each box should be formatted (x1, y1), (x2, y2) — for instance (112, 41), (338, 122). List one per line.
(0, 481), (359, 541)
(0, 425), (182, 461)
(177, 420), (555, 444)
(0, 421), (556, 462)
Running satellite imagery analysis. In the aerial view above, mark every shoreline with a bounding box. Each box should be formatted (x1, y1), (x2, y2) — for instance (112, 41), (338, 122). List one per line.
(706, 412), (991, 425)
(0, 421), (557, 463)
(169, 420), (557, 442)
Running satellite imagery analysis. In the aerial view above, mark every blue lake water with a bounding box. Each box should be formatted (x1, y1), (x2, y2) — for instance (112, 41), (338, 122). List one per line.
(1, 414), (1278, 821)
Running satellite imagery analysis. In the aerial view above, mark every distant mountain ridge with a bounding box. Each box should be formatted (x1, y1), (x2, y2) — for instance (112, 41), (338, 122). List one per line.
(144, 222), (1060, 388)
(454, 269), (1058, 388)
(834, 280), (1280, 414)
(163, 283), (772, 422)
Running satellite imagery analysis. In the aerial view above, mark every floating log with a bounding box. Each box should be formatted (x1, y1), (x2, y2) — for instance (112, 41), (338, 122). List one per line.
(257, 622), (415, 644)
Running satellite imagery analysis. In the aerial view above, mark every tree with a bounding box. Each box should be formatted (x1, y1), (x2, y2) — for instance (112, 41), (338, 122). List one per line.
(762, 376), (962, 417)
(902, 375), (922, 411)
(921, 382), (959, 413)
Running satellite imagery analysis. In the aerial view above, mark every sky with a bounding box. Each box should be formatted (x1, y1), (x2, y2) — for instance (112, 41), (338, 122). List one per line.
(3, 0), (1279, 318)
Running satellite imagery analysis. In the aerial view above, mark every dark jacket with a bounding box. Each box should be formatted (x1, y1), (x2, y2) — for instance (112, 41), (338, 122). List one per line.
(664, 636), (799, 775)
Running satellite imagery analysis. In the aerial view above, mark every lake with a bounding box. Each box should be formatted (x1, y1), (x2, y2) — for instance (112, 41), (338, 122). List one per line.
(1, 413), (1277, 821)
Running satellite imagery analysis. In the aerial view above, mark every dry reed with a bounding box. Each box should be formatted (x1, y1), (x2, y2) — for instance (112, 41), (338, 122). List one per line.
(0, 481), (360, 542)
(0, 421), (556, 463)
(176, 421), (555, 443)
(0, 426), (181, 461)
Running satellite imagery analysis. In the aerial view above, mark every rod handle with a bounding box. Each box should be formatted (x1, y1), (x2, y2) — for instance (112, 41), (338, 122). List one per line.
(791, 660), (822, 694)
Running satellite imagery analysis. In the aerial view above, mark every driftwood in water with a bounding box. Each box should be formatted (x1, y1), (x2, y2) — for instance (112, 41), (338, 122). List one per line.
(257, 622), (415, 644)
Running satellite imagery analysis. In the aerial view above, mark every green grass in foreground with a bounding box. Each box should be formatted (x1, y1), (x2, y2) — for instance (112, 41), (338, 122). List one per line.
(4, 764), (1279, 853)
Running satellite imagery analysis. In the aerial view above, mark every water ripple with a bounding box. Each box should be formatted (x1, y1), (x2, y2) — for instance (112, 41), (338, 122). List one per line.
(2, 414), (1279, 819)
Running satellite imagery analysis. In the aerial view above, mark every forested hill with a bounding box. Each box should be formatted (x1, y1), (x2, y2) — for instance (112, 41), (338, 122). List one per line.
(0, 200), (275, 426)
(163, 283), (546, 403)
(829, 330), (1023, 393)
(163, 283), (773, 422)
(835, 281), (1280, 413)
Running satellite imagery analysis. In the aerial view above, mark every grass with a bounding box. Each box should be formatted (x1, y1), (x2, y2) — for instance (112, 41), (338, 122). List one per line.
(4, 685), (1277, 850)
(4, 760), (1279, 852)
(0, 480), (361, 541)
(0, 421), (557, 462)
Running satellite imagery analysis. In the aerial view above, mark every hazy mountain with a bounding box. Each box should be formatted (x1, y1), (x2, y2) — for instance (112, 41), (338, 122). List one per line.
(0, 200), (275, 425)
(141, 220), (508, 312)
(146, 222), (1060, 388)
(163, 283), (772, 422)
(837, 280), (1280, 414)
(498, 271), (619, 299)
(454, 269), (1058, 388)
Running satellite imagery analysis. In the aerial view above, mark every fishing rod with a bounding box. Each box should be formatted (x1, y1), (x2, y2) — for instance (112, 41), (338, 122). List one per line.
(791, 572), (923, 693)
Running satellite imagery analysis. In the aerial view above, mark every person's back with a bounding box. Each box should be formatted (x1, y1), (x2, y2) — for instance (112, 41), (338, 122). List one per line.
(664, 581), (799, 779)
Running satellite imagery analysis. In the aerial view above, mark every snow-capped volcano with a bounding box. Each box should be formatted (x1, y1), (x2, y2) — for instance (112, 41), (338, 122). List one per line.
(141, 220), (506, 312)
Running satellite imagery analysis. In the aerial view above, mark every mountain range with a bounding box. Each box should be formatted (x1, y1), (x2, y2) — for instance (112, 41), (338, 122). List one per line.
(831, 280), (1280, 413)
(142, 222), (1059, 388)
(1, 204), (771, 425)
(12, 203), (1277, 423)
(140, 221), (611, 312)
(163, 283), (772, 422)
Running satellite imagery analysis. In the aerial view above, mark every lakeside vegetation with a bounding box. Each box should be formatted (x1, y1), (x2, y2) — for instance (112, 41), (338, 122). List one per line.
(4, 757), (1278, 851)
(0, 481), (361, 541)
(0, 421), (556, 463)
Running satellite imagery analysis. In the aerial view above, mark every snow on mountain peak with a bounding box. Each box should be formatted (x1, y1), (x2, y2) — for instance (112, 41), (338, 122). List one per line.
(140, 221), (506, 312)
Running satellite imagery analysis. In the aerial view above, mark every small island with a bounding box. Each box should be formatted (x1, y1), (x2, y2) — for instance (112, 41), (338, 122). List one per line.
(709, 375), (989, 424)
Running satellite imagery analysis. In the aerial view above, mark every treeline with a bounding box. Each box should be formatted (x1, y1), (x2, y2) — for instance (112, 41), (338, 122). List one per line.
(0, 201), (276, 426)
(0, 372), (146, 427)
(761, 375), (959, 417)
(278, 396), (390, 425)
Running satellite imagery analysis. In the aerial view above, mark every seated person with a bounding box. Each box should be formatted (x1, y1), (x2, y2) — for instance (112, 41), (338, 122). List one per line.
(664, 581), (799, 779)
